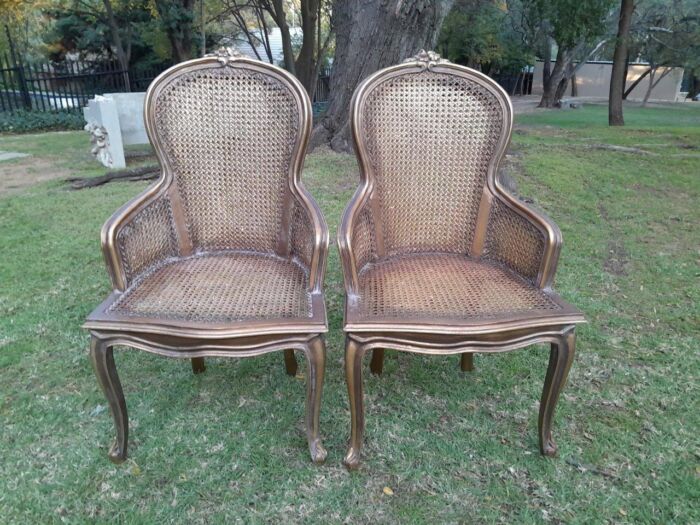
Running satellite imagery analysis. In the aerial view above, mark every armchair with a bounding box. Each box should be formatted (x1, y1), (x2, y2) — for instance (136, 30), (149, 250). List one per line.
(339, 51), (584, 469)
(84, 48), (328, 464)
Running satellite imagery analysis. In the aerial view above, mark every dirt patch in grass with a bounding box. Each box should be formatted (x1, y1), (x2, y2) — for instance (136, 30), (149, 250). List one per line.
(597, 203), (630, 276)
(0, 156), (72, 196)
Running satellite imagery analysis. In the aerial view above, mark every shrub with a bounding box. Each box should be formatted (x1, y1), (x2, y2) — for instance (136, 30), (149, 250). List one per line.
(0, 110), (85, 134)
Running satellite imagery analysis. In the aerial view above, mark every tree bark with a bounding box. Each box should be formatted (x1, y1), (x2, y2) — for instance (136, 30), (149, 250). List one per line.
(294, 0), (320, 95)
(609, 0), (635, 126)
(554, 60), (575, 101)
(542, 35), (552, 88)
(267, 0), (296, 73)
(102, 0), (131, 90)
(312, 0), (454, 152)
(538, 47), (570, 108)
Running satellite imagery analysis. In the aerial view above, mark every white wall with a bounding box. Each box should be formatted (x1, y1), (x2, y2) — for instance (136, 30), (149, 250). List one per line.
(532, 61), (684, 102)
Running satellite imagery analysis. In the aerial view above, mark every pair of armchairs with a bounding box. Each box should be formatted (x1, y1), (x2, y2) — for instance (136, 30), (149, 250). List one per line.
(85, 48), (584, 469)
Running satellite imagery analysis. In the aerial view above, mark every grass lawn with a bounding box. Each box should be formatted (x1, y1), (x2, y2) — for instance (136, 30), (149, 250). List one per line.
(1, 103), (698, 523)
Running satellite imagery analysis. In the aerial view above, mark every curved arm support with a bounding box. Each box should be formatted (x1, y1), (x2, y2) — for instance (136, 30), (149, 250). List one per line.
(338, 182), (376, 296)
(100, 177), (177, 292)
(484, 179), (562, 289)
(290, 184), (329, 293)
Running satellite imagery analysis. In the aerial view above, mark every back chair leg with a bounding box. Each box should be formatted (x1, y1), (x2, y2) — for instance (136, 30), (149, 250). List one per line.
(538, 328), (576, 456)
(89, 336), (128, 464)
(284, 349), (298, 376)
(460, 353), (474, 372)
(369, 348), (384, 375)
(191, 357), (206, 374)
(304, 337), (327, 464)
(344, 337), (366, 470)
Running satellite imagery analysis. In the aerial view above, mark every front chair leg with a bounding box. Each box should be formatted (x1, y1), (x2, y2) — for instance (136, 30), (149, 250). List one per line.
(283, 349), (298, 376)
(89, 336), (128, 463)
(369, 348), (384, 375)
(343, 337), (366, 470)
(539, 328), (576, 456)
(303, 337), (327, 464)
(191, 357), (206, 374)
(460, 353), (474, 372)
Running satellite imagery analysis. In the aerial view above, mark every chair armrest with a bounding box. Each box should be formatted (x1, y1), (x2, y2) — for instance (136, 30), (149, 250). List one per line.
(482, 193), (562, 289)
(338, 187), (378, 295)
(289, 187), (329, 293)
(101, 188), (180, 291)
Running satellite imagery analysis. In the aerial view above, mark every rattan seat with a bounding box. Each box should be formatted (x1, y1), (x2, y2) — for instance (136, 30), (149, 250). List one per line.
(84, 49), (328, 465)
(339, 51), (585, 469)
(349, 253), (577, 331)
(97, 251), (315, 328)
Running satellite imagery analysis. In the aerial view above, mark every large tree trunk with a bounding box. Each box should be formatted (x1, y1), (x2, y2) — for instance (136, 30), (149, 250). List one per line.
(538, 47), (570, 108)
(311, 0), (454, 152)
(294, 0), (320, 95)
(609, 0), (635, 126)
(554, 60), (575, 101)
(542, 35), (552, 88)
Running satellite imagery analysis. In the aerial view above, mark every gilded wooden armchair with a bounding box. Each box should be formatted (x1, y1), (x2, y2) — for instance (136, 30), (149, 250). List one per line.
(84, 48), (328, 464)
(338, 51), (585, 469)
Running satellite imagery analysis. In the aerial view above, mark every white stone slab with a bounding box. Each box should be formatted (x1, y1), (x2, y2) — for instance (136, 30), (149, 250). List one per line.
(0, 151), (30, 162)
(104, 93), (148, 145)
(83, 92), (149, 169)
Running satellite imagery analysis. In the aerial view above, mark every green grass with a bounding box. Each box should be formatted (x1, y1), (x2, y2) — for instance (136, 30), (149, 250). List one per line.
(1, 104), (699, 523)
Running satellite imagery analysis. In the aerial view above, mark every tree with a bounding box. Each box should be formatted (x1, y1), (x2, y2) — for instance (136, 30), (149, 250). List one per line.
(44, 0), (158, 89)
(154, 0), (196, 62)
(633, 0), (700, 105)
(213, 0), (332, 98)
(438, 0), (533, 78)
(524, 0), (614, 108)
(312, 0), (454, 152)
(609, 0), (635, 125)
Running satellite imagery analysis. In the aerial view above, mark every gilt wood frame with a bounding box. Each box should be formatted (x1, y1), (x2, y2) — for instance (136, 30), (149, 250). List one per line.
(84, 48), (329, 464)
(338, 51), (585, 469)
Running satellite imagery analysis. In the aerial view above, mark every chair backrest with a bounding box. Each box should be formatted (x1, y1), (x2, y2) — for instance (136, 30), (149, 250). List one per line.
(351, 50), (512, 258)
(144, 48), (311, 255)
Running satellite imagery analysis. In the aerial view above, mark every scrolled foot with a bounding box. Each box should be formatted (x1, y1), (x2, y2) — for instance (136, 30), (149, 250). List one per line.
(108, 441), (127, 464)
(541, 434), (558, 457)
(309, 439), (327, 464)
(343, 447), (361, 471)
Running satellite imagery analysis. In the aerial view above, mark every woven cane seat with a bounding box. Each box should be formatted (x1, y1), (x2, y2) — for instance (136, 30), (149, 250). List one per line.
(101, 251), (314, 328)
(348, 253), (575, 330)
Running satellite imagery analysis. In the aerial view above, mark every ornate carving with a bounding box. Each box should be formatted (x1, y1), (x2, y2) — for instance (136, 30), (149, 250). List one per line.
(404, 49), (449, 69)
(207, 46), (244, 66)
(84, 122), (113, 168)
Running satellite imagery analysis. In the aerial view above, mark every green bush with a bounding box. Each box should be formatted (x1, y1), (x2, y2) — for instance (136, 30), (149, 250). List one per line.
(0, 110), (84, 134)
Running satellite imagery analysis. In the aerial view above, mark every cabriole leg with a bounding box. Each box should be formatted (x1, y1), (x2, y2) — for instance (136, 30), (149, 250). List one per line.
(90, 336), (128, 463)
(284, 349), (298, 376)
(460, 353), (474, 372)
(191, 357), (206, 374)
(343, 337), (366, 470)
(303, 337), (327, 464)
(370, 348), (384, 375)
(539, 329), (576, 456)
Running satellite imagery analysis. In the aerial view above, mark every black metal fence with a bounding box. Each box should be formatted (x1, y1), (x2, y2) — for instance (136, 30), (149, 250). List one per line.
(1, 55), (332, 115)
(492, 71), (533, 96)
(3, 58), (528, 116)
(0, 55), (165, 114)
